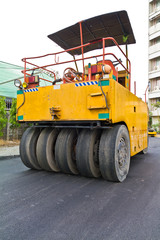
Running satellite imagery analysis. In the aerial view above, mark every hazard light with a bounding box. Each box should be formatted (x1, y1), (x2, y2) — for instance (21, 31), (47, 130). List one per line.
(22, 82), (28, 89)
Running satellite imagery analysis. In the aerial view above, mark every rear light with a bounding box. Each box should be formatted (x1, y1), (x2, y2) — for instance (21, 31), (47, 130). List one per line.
(25, 75), (39, 84)
(24, 75), (39, 88)
(28, 76), (35, 83)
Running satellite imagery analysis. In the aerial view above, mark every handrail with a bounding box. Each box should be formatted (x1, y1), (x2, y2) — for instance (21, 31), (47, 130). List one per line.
(22, 41), (92, 83)
(22, 42), (92, 61)
(23, 61), (56, 80)
(22, 37), (131, 89)
(23, 52), (130, 74)
(103, 37), (131, 90)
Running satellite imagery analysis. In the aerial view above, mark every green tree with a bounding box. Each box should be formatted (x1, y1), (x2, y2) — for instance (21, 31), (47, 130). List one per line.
(9, 98), (20, 129)
(148, 111), (152, 128)
(0, 96), (7, 136)
(152, 101), (160, 110)
(152, 101), (160, 132)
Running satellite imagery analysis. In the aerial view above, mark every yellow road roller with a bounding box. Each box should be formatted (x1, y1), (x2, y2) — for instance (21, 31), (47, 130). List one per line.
(15, 11), (148, 182)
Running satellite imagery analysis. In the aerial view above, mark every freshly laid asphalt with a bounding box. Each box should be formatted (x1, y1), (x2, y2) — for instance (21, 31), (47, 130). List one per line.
(0, 137), (160, 240)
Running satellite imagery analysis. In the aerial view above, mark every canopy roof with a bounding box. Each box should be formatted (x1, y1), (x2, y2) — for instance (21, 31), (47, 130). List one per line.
(48, 10), (136, 55)
(0, 61), (54, 98)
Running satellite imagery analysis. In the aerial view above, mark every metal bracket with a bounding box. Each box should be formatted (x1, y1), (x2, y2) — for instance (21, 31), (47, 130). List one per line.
(50, 107), (61, 119)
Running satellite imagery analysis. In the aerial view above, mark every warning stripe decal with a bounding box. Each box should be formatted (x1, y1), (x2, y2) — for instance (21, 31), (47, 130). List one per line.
(24, 88), (39, 93)
(75, 81), (98, 87)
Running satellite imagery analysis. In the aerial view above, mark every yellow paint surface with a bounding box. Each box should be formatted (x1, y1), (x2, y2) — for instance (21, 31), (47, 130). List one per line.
(17, 77), (148, 156)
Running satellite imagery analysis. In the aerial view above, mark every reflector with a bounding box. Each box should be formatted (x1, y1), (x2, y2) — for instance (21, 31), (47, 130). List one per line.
(29, 76), (35, 83)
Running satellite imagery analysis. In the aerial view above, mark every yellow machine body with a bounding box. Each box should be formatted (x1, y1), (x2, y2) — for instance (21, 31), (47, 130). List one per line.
(16, 11), (148, 182)
(17, 74), (148, 157)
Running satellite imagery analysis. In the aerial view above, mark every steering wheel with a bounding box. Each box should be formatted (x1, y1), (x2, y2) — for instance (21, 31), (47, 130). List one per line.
(63, 67), (81, 83)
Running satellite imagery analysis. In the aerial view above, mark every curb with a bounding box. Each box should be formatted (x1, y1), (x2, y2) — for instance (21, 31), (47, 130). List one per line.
(0, 155), (20, 161)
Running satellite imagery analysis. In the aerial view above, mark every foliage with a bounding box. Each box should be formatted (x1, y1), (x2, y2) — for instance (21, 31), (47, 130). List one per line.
(148, 111), (152, 128)
(152, 123), (160, 133)
(151, 101), (160, 132)
(0, 96), (7, 136)
(9, 98), (20, 129)
(152, 101), (160, 110)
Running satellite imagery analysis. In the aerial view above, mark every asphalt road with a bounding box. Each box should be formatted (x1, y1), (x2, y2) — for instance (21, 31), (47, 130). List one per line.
(0, 137), (160, 240)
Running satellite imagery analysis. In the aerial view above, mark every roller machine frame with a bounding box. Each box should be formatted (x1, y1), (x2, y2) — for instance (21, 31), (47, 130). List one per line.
(15, 11), (148, 182)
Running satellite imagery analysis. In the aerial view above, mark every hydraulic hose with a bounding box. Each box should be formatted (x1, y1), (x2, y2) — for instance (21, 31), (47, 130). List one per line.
(98, 77), (109, 110)
(17, 89), (25, 115)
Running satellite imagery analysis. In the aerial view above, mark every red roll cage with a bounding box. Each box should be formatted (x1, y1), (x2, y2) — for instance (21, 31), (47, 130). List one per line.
(22, 11), (135, 91)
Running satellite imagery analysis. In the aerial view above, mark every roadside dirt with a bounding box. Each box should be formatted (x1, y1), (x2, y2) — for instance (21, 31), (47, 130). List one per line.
(0, 140), (20, 147)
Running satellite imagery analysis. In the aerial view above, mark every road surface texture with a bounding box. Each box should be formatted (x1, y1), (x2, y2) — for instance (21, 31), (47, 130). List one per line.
(0, 137), (160, 240)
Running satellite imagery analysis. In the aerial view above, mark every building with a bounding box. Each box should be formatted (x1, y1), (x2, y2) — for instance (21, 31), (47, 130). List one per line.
(0, 61), (55, 109)
(0, 61), (56, 140)
(148, 0), (160, 126)
(0, 61), (23, 109)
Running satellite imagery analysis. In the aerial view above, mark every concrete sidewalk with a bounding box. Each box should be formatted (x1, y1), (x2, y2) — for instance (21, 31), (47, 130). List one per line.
(0, 145), (19, 159)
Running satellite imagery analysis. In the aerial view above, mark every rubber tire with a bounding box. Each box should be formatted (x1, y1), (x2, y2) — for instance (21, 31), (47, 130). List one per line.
(55, 129), (79, 175)
(20, 127), (35, 169)
(140, 135), (149, 154)
(20, 127), (41, 170)
(141, 148), (148, 154)
(36, 128), (60, 172)
(76, 129), (101, 178)
(99, 125), (130, 182)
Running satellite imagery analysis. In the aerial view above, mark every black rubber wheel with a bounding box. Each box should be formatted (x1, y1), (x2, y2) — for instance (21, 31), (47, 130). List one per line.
(140, 135), (148, 154)
(99, 125), (130, 182)
(20, 127), (35, 169)
(55, 129), (79, 175)
(36, 128), (60, 172)
(76, 129), (101, 178)
(20, 127), (41, 170)
(141, 147), (148, 154)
